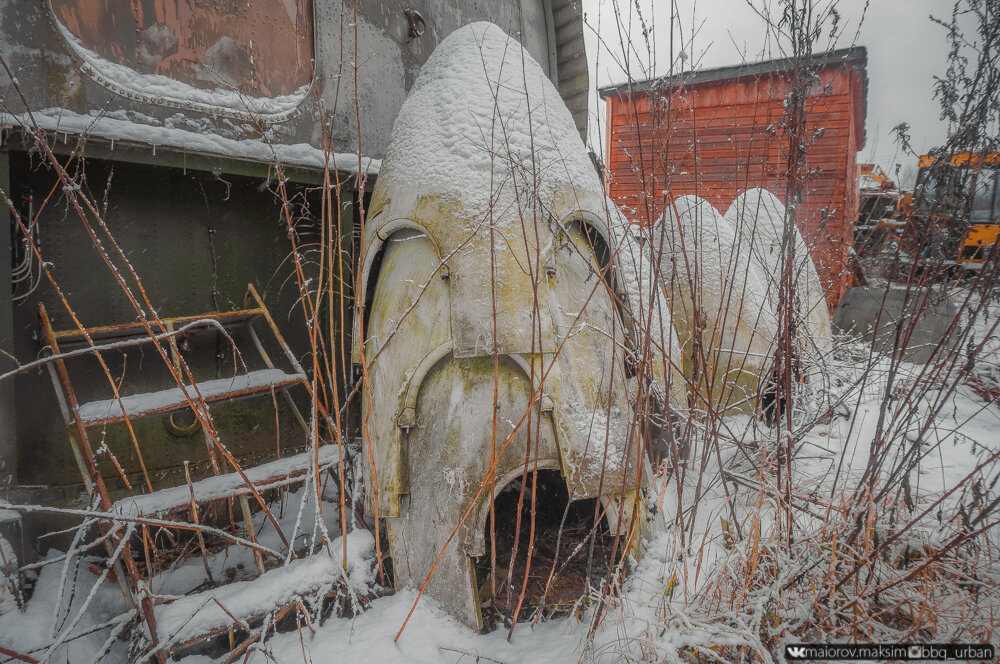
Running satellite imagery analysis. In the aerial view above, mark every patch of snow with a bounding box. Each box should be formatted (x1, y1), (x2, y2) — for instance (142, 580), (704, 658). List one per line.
(155, 530), (374, 644)
(0, 506), (17, 619)
(0, 549), (130, 661)
(653, 194), (777, 395)
(238, 587), (584, 664)
(54, 19), (308, 120)
(376, 22), (599, 218)
(0, 109), (380, 175)
(608, 207), (685, 401)
(725, 188), (833, 356)
(798, 347), (1000, 505)
(76, 369), (305, 423)
(113, 445), (343, 517)
(153, 485), (343, 599)
(0, 500), (18, 526)
(659, 195), (776, 339)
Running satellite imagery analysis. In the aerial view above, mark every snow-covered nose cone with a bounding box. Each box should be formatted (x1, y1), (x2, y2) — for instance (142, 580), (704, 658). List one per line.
(357, 22), (663, 632)
(374, 21), (600, 217)
(725, 188), (832, 357)
(654, 195), (778, 413)
(364, 21), (613, 359)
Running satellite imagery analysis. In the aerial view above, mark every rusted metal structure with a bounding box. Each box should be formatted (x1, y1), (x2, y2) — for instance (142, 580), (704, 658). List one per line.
(37, 284), (337, 657)
(0, 3), (593, 653)
(48, 0), (315, 106)
(600, 47), (868, 308)
(0, 1), (589, 535)
(2, 1), (588, 167)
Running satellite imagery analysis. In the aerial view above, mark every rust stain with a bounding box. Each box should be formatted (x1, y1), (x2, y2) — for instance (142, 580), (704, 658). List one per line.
(51, 308), (265, 343)
(50, 0), (314, 97)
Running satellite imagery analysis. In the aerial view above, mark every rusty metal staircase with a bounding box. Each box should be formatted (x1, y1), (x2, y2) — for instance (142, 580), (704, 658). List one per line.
(38, 284), (340, 661)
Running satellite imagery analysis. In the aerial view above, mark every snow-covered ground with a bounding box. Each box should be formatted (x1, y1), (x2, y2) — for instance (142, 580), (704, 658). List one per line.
(3, 294), (996, 663)
(1, 16), (997, 658)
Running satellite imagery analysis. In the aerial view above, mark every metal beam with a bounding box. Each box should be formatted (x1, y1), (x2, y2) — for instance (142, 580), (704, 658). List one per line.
(0, 143), (14, 488)
(1, 130), (331, 186)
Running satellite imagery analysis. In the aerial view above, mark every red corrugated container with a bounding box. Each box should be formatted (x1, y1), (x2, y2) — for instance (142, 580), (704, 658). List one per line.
(600, 48), (867, 308)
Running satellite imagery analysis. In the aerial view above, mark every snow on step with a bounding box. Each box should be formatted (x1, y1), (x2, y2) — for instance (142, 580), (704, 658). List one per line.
(155, 529), (375, 645)
(0, 109), (381, 176)
(113, 445), (342, 517)
(76, 369), (305, 423)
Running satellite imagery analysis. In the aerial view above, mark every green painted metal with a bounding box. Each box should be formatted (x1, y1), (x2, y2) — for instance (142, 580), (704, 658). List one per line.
(3, 131), (327, 186)
(7, 151), (349, 497)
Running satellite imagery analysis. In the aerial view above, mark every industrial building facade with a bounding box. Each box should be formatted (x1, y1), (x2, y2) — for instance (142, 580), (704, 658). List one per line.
(600, 47), (868, 307)
(0, 0), (588, 545)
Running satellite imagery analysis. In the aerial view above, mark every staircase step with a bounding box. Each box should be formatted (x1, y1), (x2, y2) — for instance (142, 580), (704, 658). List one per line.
(113, 445), (342, 517)
(52, 308), (265, 345)
(154, 530), (374, 650)
(76, 369), (306, 426)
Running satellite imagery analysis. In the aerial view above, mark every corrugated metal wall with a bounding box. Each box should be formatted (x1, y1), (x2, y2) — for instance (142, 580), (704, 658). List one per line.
(603, 59), (866, 307)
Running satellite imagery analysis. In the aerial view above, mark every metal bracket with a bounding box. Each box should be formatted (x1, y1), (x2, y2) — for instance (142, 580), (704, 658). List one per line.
(404, 9), (426, 43)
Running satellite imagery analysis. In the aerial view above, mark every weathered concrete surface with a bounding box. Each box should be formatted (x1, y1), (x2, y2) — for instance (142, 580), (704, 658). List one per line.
(833, 286), (959, 364)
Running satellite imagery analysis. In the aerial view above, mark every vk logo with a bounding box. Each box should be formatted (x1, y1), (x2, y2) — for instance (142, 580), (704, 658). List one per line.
(786, 646), (807, 658)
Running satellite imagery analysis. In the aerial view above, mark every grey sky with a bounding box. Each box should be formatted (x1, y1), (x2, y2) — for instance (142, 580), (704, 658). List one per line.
(582, 0), (970, 189)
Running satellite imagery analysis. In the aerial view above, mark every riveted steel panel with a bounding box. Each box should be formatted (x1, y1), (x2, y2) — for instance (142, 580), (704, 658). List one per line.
(49, 0), (314, 98)
(1, 1), (588, 163)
